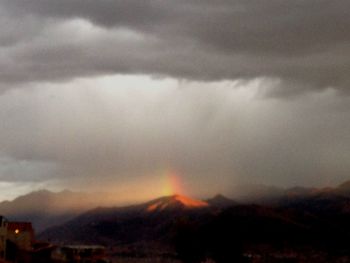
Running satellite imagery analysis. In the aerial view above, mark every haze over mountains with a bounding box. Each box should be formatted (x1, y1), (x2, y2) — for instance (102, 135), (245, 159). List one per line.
(3, 181), (350, 261)
(34, 181), (350, 262)
(38, 194), (230, 245)
(0, 190), (123, 231)
(0, 191), (233, 232)
(2, 180), (350, 234)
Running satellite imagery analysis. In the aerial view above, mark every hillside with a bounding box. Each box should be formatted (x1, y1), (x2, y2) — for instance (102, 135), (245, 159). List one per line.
(38, 194), (214, 245)
(206, 194), (237, 208)
(231, 180), (350, 204)
(0, 190), (118, 231)
(38, 191), (350, 262)
(2, 179), (350, 237)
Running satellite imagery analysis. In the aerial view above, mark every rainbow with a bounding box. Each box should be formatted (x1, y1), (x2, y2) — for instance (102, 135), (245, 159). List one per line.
(161, 169), (184, 196)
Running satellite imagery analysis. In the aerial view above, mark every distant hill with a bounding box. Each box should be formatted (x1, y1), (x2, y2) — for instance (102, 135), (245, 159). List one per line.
(145, 194), (209, 212)
(334, 180), (350, 196)
(0, 190), (120, 232)
(0, 191), (221, 234)
(231, 180), (350, 204)
(38, 191), (350, 262)
(230, 183), (286, 203)
(4, 179), (350, 238)
(38, 194), (213, 245)
(206, 194), (237, 208)
(5, 180), (347, 262)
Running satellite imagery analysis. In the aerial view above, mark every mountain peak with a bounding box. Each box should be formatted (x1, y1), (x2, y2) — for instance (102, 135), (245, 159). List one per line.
(337, 180), (350, 190)
(206, 194), (237, 208)
(146, 194), (209, 212)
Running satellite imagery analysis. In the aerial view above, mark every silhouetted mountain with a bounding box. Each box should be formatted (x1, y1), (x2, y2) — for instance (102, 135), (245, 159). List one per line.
(144, 194), (209, 212)
(285, 186), (316, 197)
(0, 191), (218, 234)
(231, 184), (286, 203)
(37, 190), (350, 262)
(334, 180), (350, 197)
(6, 178), (350, 251)
(39, 194), (212, 245)
(206, 194), (237, 208)
(231, 180), (350, 205)
(0, 190), (119, 231)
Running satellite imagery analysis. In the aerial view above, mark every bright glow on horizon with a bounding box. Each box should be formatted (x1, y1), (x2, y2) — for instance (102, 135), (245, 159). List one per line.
(161, 169), (184, 196)
(1, 73), (348, 203)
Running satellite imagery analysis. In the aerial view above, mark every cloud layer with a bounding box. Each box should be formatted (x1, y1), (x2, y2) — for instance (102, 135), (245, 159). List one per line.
(0, 1), (349, 200)
(1, 0), (350, 94)
(0, 76), (349, 199)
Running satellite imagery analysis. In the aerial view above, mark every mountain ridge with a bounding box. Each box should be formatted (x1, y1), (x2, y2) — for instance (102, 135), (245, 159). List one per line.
(37, 188), (350, 262)
(0, 189), (121, 231)
(145, 194), (209, 212)
(4, 179), (350, 233)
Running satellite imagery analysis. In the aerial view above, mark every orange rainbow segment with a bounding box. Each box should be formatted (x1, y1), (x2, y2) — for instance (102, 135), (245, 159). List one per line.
(161, 169), (183, 196)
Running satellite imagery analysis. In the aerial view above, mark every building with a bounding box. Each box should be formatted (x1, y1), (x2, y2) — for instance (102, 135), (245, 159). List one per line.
(0, 217), (109, 263)
(0, 217), (8, 259)
(6, 222), (34, 251)
(0, 221), (35, 263)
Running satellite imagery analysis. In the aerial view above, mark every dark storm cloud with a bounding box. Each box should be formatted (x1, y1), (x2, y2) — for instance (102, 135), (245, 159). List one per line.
(0, 155), (56, 182)
(1, 1), (350, 199)
(0, 79), (349, 193)
(1, 0), (350, 93)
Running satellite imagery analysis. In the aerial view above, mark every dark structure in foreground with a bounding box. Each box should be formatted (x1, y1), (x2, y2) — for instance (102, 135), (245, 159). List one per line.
(0, 216), (108, 263)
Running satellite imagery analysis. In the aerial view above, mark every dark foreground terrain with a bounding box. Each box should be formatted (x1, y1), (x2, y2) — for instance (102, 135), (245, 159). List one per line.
(35, 189), (350, 263)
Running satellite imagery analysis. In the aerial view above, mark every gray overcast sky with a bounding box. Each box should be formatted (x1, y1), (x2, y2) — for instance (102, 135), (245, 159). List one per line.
(0, 0), (349, 201)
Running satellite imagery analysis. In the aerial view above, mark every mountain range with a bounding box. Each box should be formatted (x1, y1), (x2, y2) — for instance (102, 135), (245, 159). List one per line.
(0, 190), (237, 232)
(38, 189), (350, 262)
(3, 181), (350, 261)
(2, 180), (350, 233)
(0, 189), (122, 231)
